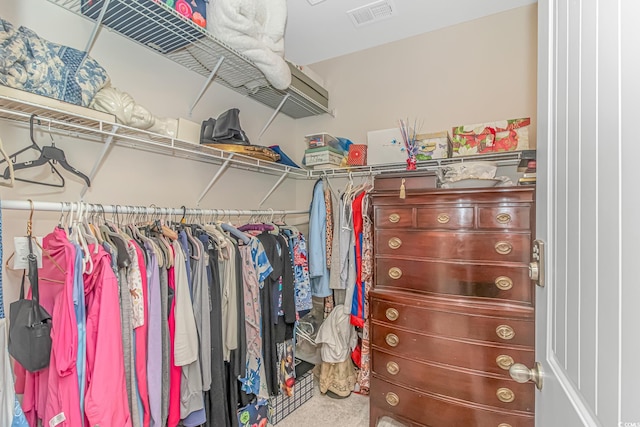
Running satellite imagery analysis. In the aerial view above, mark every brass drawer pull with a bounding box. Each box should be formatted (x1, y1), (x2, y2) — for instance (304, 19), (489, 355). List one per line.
(437, 213), (450, 224)
(388, 237), (402, 249)
(495, 276), (513, 291)
(385, 392), (400, 406)
(496, 213), (512, 224)
(385, 308), (399, 321)
(496, 387), (515, 403)
(495, 241), (513, 255)
(385, 333), (399, 347)
(498, 424), (513, 427)
(496, 355), (515, 370)
(496, 325), (516, 340)
(386, 361), (400, 375)
(388, 267), (403, 280)
(389, 213), (401, 223)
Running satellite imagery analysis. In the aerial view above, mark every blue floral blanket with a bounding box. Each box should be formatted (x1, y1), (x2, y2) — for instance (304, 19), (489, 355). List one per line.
(0, 17), (109, 107)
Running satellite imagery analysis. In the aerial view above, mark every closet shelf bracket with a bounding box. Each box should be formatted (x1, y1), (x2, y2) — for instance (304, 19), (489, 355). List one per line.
(258, 93), (290, 141)
(84, 0), (111, 53)
(189, 56), (225, 116)
(196, 153), (234, 205)
(259, 169), (289, 207)
(80, 124), (120, 199)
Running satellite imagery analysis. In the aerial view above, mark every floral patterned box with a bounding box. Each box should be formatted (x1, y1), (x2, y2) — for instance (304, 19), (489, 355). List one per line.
(451, 117), (531, 157)
(163, 0), (207, 28)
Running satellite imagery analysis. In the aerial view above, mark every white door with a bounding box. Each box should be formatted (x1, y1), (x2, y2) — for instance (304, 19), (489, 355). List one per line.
(535, 0), (640, 425)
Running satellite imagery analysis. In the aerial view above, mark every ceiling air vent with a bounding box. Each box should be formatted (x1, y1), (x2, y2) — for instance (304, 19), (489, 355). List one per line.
(347, 0), (397, 27)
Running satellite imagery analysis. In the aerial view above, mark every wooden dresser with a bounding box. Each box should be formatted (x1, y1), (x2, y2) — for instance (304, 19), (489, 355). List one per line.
(369, 176), (536, 427)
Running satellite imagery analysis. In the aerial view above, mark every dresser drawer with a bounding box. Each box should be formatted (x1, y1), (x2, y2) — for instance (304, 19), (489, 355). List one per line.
(371, 299), (534, 347)
(416, 206), (474, 229)
(375, 258), (533, 304)
(478, 206), (532, 230)
(372, 349), (534, 413)
(375, 207), (414, 228)
(371, 322), (534, 376)
(376, 230), (531, 263)
(370, 375), (534, 427)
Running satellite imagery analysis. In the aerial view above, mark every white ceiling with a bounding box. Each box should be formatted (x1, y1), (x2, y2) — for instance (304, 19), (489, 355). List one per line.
(284, 0), (537, 65)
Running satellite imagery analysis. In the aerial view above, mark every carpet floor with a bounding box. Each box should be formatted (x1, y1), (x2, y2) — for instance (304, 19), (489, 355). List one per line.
(271, 381), (406, 427)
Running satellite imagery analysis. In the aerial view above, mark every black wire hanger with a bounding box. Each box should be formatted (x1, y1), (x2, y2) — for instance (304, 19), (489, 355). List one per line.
(1, 114), (91, 188)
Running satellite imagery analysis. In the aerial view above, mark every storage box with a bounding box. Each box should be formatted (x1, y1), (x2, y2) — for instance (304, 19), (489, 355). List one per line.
(176, 118), (201, 144)
(415, 131), (452, 160)
(268, 370), (314, 425)
(305, 132), (338, 148)
(304, 146), (344, 168)
(451, 117), (530, 156)
(366, 128), (411, 165)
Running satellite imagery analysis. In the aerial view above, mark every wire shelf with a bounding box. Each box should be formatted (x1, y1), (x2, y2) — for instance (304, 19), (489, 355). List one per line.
(47, 0), (330, 119)
(0, 94), (311, 179)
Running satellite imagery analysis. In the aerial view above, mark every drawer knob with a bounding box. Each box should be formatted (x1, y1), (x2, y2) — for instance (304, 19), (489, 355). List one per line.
(496, 213), (512, 224)
(495, 241), (513, 255)
(496, 387), (515, 403)
(496, 354), (515, 370)
(385, 392), (400, 407)
(386, 361), (400, 375)
(495, 276), (514, 291)
(498, 424), (513, 427)
(496, 325), (516, 340)
(389, 213), (401, 223)
(385, 333), (399, 347)
(388, 267), (403, 280)
(437, 213), (450, 224)
(385, 308), (399, 321)
(388, 237), (402, 249)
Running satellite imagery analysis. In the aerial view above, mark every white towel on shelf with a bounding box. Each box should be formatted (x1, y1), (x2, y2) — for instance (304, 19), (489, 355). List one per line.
(208, 0), (291, 90)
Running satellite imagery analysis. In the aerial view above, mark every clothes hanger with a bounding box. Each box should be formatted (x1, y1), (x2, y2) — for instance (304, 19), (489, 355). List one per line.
(1, 114), (65, 188)
(0, 137), (14, 187)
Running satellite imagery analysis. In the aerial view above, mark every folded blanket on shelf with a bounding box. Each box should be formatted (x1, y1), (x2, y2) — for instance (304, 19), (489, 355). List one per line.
(0, 17), (109, 107)
(208, 0), (291, 90)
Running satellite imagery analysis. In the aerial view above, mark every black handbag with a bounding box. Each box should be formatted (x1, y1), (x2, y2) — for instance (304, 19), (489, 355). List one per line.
(200, 108), (251, 145)
(8, 238), (52, 372)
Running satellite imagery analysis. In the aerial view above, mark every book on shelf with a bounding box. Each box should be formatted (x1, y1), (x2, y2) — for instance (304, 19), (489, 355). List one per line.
(522, 172), (537, 178)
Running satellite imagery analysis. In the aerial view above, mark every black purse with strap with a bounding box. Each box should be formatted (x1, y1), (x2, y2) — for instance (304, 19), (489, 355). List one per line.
(8, 237), (52, 372)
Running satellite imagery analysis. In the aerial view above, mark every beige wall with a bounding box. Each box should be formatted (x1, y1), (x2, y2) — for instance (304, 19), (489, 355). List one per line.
(292, 3), (538, 164)
(293, 4), (538, 207)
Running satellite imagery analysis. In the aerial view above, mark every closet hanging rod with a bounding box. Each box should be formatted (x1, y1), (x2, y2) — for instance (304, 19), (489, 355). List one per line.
(0, 200), (308, 217)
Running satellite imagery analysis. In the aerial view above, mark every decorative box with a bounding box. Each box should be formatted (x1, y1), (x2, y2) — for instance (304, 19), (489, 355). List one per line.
(451, 117), (531, 156)
(415, 131), (452, 160)
(163, 0), (207, 28)
(268, 370), (314, 425)
(366, 128), (412, 165)
(304, 146), (344, 168)
(347, 144), (368, 166)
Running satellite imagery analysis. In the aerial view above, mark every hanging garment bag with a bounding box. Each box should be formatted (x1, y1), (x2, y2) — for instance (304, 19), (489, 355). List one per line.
(8, 238), (52, 372)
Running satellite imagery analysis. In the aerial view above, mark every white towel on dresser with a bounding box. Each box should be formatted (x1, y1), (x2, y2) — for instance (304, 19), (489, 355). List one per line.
(207, 0), (291, 90)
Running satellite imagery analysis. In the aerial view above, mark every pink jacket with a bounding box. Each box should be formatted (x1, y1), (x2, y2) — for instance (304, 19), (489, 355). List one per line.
(84, 244), (132, 427)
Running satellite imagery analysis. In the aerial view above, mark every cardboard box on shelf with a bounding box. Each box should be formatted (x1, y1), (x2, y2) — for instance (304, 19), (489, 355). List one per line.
(415, 131), (452, 160)
(176, 118), (201, 144)
(451, 117), (530, 156)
